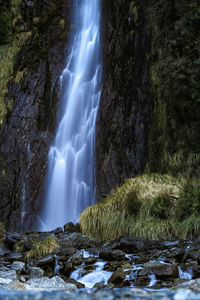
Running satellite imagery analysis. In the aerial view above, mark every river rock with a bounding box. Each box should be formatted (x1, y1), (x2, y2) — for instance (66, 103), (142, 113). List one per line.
(60, 262), (73, 277)
(173, 278), (200, 291)
(0, 245), (10, 257)
(99, 249), (126, 261)
(67, 233), (90, 249)
(28, 266), (44, 278)
(108, 270), (126, 287)
(4, 234), (22, 250)
(6, 280), (26, 290)
(37, 255), (54, 266)
(70, 254), (84, 266)
(64, 222), (81, 233)
(7, 253), (24, 262)
(114, 237), (160, 253)
(85, 257), (97, 265)
(139, 261), (178, 279)
(11, 261), (25, 271)
(25, 276), (77, 291)
(0, 270), (17, 285)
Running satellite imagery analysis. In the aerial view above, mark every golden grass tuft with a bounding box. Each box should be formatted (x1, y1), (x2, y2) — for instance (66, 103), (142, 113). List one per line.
(0, 222), (5, 239)
(25, 236), (58, 261)
(80, 174), (185, 241)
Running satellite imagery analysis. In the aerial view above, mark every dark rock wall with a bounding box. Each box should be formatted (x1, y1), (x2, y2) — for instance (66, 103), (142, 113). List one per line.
(0, 0), (74, 231)
(96, 0), (151, 198)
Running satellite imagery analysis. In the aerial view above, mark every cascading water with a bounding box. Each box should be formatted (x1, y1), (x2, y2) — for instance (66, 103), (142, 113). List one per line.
(40, 0), (102, 230)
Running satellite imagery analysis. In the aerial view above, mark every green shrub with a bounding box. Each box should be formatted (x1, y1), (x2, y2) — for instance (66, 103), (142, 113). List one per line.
(175, 185), (200, 221)
(0, 6), (13, 45)
(150, 194), (174, 219)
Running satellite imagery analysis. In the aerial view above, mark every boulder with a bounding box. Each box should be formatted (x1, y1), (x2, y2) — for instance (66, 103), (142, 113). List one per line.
(6, 280), (26, 290)
(99, 249), (126, 261)
(25, 276), (77, 291)
(70, 254), (83, 266)
(85, 257), (97, 265)
(37, 255), (54, 266)
(11, 261), (25, 271)
(139, 262), (178, 279)
(28, 266), (44, 278)
(0, 270), (17, 285)
(108, 270), (126, 287)
(64, 222), (81, 233)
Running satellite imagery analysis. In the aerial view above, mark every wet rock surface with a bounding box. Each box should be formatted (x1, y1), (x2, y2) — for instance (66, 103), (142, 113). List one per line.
(0, 227), (200, 295)
(0, 0), (75, 231)
(96, 0), (151, 199)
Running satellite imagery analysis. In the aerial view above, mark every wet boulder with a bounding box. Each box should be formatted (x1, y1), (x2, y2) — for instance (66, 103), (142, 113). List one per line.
(99, 249), (126, 261)
(70, 254), (84, 266)
(139, 261), (179, 279)
(64, 222), (81, 233)
(108, 270), (127, 287)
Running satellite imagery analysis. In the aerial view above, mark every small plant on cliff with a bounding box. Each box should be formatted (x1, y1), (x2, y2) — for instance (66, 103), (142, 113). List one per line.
(0, 222), (5, 240)
(25, 236), (58, 261)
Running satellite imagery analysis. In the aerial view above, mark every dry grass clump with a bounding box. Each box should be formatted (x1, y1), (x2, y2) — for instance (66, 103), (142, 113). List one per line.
(80, 174), (185, 241)
(25, 236), (58, 261)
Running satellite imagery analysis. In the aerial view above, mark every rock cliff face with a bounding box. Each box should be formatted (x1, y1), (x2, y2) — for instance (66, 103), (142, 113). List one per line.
(0, 0), (74, 231)
(96, 0), (151, 198)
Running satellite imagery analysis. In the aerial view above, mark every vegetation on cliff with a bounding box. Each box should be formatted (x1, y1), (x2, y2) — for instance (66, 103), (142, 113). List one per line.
(146, 0), (200, 180)
(80, 174), (200, 241)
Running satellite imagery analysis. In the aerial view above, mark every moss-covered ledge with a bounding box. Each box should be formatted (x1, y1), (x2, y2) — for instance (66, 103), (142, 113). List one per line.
(80, 174), (200, 241)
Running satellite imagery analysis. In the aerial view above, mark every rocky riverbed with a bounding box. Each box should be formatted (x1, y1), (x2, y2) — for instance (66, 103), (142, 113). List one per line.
(1, 223), (200, 299)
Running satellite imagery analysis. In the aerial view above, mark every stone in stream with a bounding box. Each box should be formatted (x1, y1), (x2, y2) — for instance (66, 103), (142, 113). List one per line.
(108, 270), (127, 288)
(0, 270), (17, 285)
(70, 254), (84, 266)
(6, 280), (26, 290)
(11, 261), (25, 271)
(37, 255), (54, 266)
(7, 252), (24, 262)
(4, 234), (22, 250)
(85, 257), (97, 265)
(25, 276), (77, 291)
(139, 261), (179, 279)
(60, 262), (73, 277)
(113, 237), (161, 253)
(28, 266), (44, 278)
(0, 245), (10, 257)
(99, 249), (126, 261)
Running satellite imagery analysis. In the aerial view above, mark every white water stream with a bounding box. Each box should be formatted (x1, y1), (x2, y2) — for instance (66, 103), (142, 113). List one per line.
(40, 0), (102, 230)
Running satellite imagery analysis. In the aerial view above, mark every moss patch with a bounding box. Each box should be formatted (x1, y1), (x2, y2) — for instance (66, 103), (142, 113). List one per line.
(0, 32), (31, 126)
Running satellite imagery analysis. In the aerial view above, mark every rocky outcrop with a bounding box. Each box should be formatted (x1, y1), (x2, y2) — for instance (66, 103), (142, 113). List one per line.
(96, 0), (151, 199)
(0, 0), (74, 231)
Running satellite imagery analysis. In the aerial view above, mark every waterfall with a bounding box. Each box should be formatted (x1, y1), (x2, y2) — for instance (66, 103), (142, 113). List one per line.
(40, 0), (102, 231)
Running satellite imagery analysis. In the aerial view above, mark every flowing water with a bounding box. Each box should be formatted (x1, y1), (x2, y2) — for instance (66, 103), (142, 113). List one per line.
(40, 0), (102, 230)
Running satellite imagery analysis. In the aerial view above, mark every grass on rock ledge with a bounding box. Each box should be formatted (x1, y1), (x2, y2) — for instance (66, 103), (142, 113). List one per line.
(14, 236), (58, 261)
(80, 174), (200, 241)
